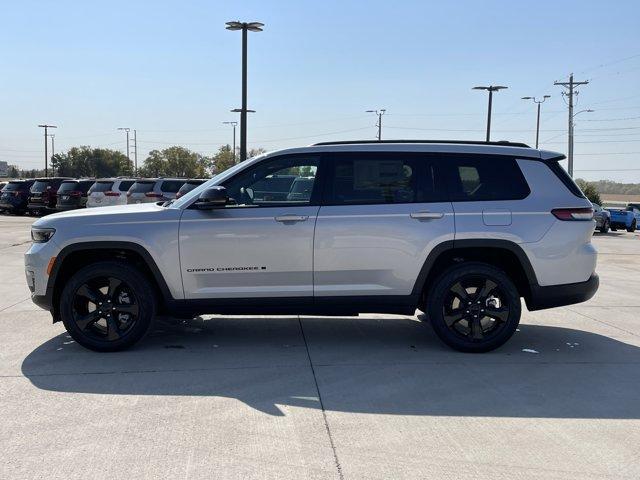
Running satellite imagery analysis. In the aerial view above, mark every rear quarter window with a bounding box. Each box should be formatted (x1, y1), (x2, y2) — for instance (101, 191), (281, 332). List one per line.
(444, 155), (530, 202)
(546, 161), (585, 198)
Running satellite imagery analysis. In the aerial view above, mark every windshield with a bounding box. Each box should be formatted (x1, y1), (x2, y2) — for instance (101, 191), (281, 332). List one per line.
(170, 157), (264, 209)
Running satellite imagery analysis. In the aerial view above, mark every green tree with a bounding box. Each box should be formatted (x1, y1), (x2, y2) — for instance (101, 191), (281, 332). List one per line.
(7, 165), (20, 178)
(211, 145), (236, 174)
(52, 147), (132, 178)
(139, 146), (210, 178)
(575, 179), (602, 205)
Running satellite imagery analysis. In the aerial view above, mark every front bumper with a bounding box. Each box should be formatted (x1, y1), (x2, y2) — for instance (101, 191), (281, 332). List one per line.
(526, 273), (599, 311)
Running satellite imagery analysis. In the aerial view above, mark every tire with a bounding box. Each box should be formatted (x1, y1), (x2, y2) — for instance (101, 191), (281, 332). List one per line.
(611, 226), (617, 232)
(599, 220), (610, 234)
(59, 261), (156, 352)
(426, 262), (521, 353)
(627, 220), (637, 233)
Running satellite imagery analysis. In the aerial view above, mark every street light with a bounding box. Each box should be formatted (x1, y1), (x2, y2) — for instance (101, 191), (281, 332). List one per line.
(226, 20), (264, 162)
(472, 85), (508, 141)
(568, 109), (594, 177)
(117, 127), (130, 164)
(222, 121), (238, 163)
(366, 109), (386, 141)
(37, 124), (57, 177)
(521, 95), (551, 148)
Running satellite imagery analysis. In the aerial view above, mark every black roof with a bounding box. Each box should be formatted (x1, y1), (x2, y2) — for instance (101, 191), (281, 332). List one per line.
(312, 139), (531, 148)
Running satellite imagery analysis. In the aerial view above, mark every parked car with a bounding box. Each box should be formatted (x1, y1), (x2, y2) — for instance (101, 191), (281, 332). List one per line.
(175, 179), (206, 199)
(0, 182), (6, 212)
(26, 140), (598, 353)
(592, 204), (610, 233)
(126, 178), (184, 204)
(86, 178), (136, 208)
(606, 205), (640, 232)
(55, 179), (96, 211)
(286, 176), (315, 202)
(0, 179), (35, 214)
(27, 177), (73, 214)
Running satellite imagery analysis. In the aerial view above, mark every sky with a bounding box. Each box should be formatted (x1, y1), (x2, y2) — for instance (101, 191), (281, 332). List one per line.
(1, 0), (639, 182)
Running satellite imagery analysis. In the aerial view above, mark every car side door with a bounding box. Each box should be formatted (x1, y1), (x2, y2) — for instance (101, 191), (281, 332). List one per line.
(313, 151), (455, 303)
(179, 154), (323, 300)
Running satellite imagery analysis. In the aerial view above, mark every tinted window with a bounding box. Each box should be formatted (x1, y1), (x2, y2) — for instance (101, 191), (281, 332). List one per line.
(445, 156), (530, 201)
(31, 180), (51, 193)
(223, 155), (319, 206)
(546, 161), (585, 198)
(89, 181), (114, 193)
(177, 181), (203, 195)
(118, 180), (134, 191)
(3, 182), (24, 192)
(58, 181), (80, 193)
(324, 152), (444, 205)
(78, 181), (95, 193)
(129, 181), (155, 193)
(160, 180), (184, 193)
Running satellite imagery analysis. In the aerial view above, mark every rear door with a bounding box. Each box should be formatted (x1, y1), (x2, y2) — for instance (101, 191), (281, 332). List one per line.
(313, 151), (454, 299)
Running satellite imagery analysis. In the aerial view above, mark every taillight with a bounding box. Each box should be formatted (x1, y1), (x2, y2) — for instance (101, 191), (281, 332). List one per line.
(145, 192), (162, 198)
(104, 191), (120, 197)
(69, 191), (82, 197)
(551, 208), (594, 221)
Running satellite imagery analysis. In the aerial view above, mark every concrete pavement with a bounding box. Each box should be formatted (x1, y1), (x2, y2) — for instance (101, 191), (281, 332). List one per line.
(1, 214), (639, 479)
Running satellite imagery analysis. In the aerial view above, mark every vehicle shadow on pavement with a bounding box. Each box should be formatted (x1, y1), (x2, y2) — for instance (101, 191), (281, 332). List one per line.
(21, 316), (640, 419)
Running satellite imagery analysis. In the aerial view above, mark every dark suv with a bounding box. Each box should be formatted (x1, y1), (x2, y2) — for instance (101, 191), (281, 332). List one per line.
(56, 179), (96, 211)
(0, 179), (35, 214)
(27, 177), (73, 214)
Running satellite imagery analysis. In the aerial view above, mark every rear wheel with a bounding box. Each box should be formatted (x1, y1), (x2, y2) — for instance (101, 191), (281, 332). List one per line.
(59, 261), (156, 352)
(599, 220), (610, 233)
(627, 220), (637, 233)
(426, 263), (521, 353)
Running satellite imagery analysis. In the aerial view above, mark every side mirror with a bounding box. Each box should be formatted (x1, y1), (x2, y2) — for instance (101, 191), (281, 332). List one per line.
(194, 186), (228, 210)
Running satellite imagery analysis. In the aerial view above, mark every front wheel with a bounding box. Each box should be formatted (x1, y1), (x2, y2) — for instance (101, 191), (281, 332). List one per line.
(426, 263), (521, 353)
(627, 220), (637, 233)
(599, 220), (610, 234)
(59, 261), (156, 352)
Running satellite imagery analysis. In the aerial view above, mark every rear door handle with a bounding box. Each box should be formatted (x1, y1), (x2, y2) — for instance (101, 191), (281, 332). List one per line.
(410, 211), (444, 220)
(275, 215), (309, 223)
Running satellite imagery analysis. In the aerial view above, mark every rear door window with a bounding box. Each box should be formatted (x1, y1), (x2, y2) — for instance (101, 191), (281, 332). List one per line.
(443, 155), (530, 202)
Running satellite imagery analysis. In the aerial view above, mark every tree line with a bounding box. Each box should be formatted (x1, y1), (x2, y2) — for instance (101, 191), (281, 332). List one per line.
(6, 145), (266, 179)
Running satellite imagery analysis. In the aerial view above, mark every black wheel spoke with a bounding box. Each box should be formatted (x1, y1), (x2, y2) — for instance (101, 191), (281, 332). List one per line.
(470, 317), (484, 340)
(476, 279), (497, 300)
(485, 306), (509, 323)
(450, 282), (471, 304)
(444, 310), (465, 327)
(76, 311), (100, 330)
(115, 304), (139, 315)
(76, 284), (100, 304)
(106, 316), (121, 341)
(106, 277), (123, 298)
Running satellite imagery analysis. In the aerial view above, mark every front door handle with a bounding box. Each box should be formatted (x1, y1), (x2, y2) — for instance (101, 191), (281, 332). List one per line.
(275, 215), (309, 223)
(410, 211), (444, 220)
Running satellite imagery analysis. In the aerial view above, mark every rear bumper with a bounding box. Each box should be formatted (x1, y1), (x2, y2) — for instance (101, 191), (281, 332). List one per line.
(526, 273), (599, 311)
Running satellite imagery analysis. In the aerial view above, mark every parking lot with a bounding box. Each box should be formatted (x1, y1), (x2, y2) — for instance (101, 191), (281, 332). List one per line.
(1, 214), (639, 479)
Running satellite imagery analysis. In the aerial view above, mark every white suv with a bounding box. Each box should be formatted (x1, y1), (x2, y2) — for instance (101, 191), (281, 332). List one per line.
(25, 141), (598, 352)
(86, 179), (136, 208)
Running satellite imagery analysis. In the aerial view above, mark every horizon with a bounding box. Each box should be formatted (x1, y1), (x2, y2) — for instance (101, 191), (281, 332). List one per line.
(1, 0), (639, 182)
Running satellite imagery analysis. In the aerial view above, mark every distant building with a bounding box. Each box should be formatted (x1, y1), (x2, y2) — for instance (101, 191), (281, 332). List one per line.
(0, 161), (8, 177)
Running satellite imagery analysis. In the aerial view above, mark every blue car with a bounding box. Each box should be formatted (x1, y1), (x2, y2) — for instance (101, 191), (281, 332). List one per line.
(606, 204), (640, 232)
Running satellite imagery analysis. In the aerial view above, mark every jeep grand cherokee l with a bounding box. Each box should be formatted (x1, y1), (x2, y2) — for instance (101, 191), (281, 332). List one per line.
(25, 141), (598, 352)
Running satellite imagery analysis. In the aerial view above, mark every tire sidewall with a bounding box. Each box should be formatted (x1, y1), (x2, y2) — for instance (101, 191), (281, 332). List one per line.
(60, 261), (156, 352)
(427, 262), (521, 353)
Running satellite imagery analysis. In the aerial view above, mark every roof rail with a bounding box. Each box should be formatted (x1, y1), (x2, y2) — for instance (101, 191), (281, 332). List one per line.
(312, 139), (531, 148)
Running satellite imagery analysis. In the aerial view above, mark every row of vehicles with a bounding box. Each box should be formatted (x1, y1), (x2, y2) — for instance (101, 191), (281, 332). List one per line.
(0, 177), (206, 215)
(592, 203), (640, 233)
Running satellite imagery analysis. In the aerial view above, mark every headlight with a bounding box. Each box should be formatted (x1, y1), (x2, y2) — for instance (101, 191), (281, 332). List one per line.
(31, 227), (56, 243)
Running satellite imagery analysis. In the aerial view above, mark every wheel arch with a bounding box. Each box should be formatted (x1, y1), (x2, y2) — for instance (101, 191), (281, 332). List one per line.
(413, 239), (538, 308)
(48, 242), (174, 321)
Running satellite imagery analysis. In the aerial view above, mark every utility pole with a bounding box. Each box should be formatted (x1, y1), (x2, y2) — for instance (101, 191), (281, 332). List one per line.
(473, 85), (508, 142)
(37, 124), (57, 177)
(554, 74), (589, 177)
(366, 109), (386, 140)
(521, 95), (550, 148)
(117, 127), (131, 166)
(132, 129), (138, 176)
(223, 121), (238, 163)
(49, 134), (55, 158)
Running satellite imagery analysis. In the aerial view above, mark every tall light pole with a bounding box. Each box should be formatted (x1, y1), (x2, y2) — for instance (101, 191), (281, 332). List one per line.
(38, 124), (57, 177)
(366, 109), (386, 141)
(521, 95), (551, 148)
(226, 20), (264, 162)
(472, 85), (508, 141)
(49, 134), (55, 158)
(223, 121), (238, 163)
(117, 127), (130, 164)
